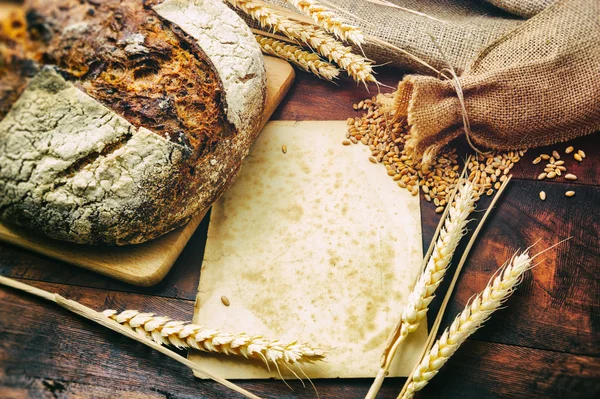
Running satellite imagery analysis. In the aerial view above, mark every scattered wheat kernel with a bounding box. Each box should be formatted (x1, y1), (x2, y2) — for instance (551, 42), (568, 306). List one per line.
(574, 153), (583, 162)
(554, 160), (565, 166)
(557, 166), (567, 171)
(435, 206), (444, 213)
(281, 145), (287, 154)
(539, 191), (546, 201)
(221, 296), (230, 306)
(538, 173), (547, 180)
(369, 156), (377, 163)
(565, 191), (575, 197)
(532, 157), (542, 165)
(342, 140), (351, 146)
(578, 150), (586, 158)
(486, 189), (494, 196)
(556, 169), (562, 176)
(552, 150), (560, 159)
(565, 173), (577, 180)
(540, 154), (550, 160)
(565, 146), (574, 154)
(547, 171), (557, 178)
(494, 182), (501, 189)
(550, 156), (555, 163)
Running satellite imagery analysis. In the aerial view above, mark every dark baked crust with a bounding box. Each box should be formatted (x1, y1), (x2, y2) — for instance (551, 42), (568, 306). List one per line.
(25, 0), (235, 155)
(0, 10), (38, 119)
(0, 0), (266, 245)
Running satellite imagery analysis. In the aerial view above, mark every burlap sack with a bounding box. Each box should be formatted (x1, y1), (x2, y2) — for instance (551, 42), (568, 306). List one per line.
(396, 0), (600, 161)
(250, 0), (598, 159)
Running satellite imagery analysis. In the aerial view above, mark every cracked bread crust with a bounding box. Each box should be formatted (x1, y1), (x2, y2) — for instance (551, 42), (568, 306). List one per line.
(0, 0), (266, 245)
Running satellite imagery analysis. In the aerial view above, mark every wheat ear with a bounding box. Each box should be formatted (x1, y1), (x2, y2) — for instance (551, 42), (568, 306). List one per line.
(366, 180), (477, 399)
(400, 181), (477, 336)
(255, 34), (339, 80)
(103, 309), (325, 367)
(0, 276), (261, 399)
(227, 0), (376, 84)
(287, 0), (365, 45)
(398, 251), (533, 399)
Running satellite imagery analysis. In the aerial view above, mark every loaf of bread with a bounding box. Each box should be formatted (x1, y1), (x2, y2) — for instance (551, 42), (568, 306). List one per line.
(0, 0), (266, 245)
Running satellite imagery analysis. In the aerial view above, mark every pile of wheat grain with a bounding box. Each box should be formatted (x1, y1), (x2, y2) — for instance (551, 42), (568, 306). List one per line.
(345, 94), (526, 212)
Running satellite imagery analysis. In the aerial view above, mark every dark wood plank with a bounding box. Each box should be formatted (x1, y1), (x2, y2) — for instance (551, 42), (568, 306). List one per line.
(412, 340), (600, 399)
(421, 180), (599, 356)
(514, 134), (600, 186)
(271, 67), (399, 121)
(1, 280), (598, 399)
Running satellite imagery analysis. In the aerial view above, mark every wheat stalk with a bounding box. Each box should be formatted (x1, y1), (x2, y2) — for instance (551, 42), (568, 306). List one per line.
(0, 276), (261, 399)
(398, 251), (533, 399)
(227, 0), (376, 83)
(366, 180), (477, 399)
(103, 309), (325, 366)
(287, 0), (365, 45)
(255, 34), (339, 80)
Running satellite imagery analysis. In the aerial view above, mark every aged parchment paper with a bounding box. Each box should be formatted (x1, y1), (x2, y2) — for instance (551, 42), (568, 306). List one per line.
(190, 121), (426, 379)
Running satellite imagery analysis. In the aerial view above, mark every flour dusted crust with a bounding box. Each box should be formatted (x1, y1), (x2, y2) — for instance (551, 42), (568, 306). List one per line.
(153, 0), (265, 137)
(0, 0), (266, 245)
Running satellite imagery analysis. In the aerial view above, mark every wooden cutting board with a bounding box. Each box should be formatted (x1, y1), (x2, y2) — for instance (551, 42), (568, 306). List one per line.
(0, 35), (295, 286)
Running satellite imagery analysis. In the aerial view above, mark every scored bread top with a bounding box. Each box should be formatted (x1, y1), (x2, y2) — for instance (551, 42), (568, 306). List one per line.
(0, 0), (266, 245)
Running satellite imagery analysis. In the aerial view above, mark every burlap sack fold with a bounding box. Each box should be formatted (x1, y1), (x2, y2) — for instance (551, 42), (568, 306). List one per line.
(398, 0), (600, 162)
(486, 0), (556, 18)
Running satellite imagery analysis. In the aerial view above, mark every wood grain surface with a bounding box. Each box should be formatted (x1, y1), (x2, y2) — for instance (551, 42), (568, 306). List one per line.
(1, 48), (599, 399)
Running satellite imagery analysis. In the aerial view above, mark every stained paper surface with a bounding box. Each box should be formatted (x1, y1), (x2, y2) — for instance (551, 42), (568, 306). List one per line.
(190, 121), (426, 379)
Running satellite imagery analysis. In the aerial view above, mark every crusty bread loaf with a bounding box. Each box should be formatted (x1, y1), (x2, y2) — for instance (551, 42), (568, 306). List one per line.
(0, 0), (266, 245)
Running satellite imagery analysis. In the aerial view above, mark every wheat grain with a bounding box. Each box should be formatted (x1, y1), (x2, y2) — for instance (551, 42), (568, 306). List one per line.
(228, 0), (376, 83)
(365, 180), (477, 399)
(399, 251), (533, 399)
(256, 34), (339, 80)
(103, 309), (325, 367)
(287, 0), (365, 45)
(346, 95), (524, 209)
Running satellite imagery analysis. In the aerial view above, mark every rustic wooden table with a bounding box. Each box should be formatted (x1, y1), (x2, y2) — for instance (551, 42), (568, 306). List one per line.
(0, 67), (599, 399)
